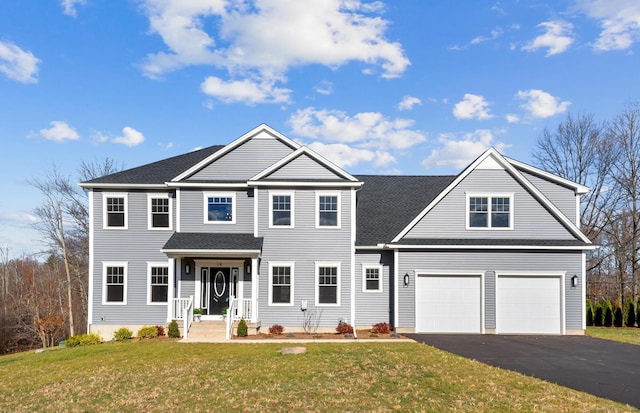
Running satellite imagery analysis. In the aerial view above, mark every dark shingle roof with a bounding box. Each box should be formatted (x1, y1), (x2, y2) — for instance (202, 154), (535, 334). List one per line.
(163, 233), (263, 251)
(355, 175), (456, 246)
(392, 238), (590, 247)
(81, 145), (225, 186)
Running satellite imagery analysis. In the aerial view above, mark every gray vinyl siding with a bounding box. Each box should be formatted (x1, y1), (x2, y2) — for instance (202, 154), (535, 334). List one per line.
(267, 154), (344, 181)
(187, 137), (294, 181)
(179, 188), (253, 233)
(355, 251), (393, 326)
(257, 188), (353, 328)
(91, 190), (175, 326)
(404, 169), (577, 240)
(521, 171), (578, 225)
(397, 250), (583, 331)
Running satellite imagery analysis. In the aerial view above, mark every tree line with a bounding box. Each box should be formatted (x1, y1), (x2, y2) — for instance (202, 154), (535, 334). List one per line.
(533, 102), (640, 311)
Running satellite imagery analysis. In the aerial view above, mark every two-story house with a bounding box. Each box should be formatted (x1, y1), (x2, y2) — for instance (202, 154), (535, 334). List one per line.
(80, 124), (594, 339)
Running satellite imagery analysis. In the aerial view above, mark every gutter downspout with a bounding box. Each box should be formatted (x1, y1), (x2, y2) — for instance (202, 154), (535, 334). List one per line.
(351, 186), (358, 338)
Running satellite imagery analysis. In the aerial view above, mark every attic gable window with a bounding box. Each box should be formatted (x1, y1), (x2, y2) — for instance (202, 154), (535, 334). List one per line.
(467, 194), (513, 230)
(204, 192), (236, 224)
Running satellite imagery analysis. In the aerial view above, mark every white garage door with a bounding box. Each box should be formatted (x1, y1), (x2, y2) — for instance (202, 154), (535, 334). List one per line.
(497, 276), (561, 334)
(415, 275), (482, 333)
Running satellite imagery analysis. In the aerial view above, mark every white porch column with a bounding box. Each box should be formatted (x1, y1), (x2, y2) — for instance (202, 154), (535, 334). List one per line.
(167, 258), (176, 322)
(251, 257), (259, 323)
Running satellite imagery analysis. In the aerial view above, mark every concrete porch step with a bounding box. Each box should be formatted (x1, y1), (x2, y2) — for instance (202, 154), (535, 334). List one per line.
(182, 320), (262, 341)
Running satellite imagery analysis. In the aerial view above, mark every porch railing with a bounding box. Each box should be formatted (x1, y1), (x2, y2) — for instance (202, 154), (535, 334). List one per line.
(172, 296), (193, 339)
(226, 297), (253, 339)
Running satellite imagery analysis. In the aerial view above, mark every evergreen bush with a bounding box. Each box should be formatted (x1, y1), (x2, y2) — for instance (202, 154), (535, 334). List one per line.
(65, 333), (103, 347)
(237, 319), (248, 337)
(624, 300), (636, 327)
(137, 325), (158, 339)
(594, 302), (603, 327)
(614, 304), (623, 327)
(113, 327), (133, 341)
(603, 300), (613, 327)
(168, 320), (180, 338)
(586, 300), (593, 326)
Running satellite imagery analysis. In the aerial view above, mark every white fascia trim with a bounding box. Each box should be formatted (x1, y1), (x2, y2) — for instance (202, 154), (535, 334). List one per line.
(147, 261), (170, 306)
(166, 182), (249, 189)
(87, 190), (94, 328)
(172, 124), (301, 182)
(268, 190), (295, 228)
(102, 261), (128, 305)
(315, 261), (342, 307)
(161, 249), (262, 257)
(250, 146), (360, 183)
(267, 261), (295, 306)
(79, 183), (167, 189)
(391, 148), (592, 244)
(248, 181), (363, 188)
(506, 157), (590, 194)
(147, 193), (173, 231)
(389, 243), (597, 251)
(355, 245), (387, 250)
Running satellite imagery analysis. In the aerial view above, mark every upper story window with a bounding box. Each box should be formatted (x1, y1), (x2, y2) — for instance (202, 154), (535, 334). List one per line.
(149, 195), (172, 230)
(104, 193), (127, 229)
(467, 194), (513, 229)
(148, 264), (169, 304)
(363, 265), (383, 292)
(103, 262), (127, 305)
(316, 192), (340, 228)
(270, 191), (294, 228)
(205, 192), (236, 224)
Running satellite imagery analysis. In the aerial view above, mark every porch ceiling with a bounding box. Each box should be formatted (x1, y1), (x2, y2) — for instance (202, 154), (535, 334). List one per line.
(161, 232), (263, 258)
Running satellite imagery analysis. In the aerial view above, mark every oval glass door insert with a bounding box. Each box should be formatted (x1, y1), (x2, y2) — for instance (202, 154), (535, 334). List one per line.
(214, 271), (226, 297)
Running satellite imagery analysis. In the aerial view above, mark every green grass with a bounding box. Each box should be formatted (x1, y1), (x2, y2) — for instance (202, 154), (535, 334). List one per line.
(587, 327), (640, 345)
(0, 340), (635, 412)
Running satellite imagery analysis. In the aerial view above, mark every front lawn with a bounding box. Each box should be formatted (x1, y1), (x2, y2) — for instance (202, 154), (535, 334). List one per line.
(0, 340), (635, 412)
(587, 327), (640, 345)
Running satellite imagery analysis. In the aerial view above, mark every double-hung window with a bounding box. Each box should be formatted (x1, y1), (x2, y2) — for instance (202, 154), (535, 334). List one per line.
(467, 194), (513, 229)
(316, 192), (340, 228)
(270, 191), (294, 227)
(363, 265), (383, 292)
(316, 263), (340, 306)
(148, 264), (169, 304)
(104, 194), (127, 229)
(149, 195), (171, 229)
(269, 262), (294, 305)
(205, 193), (235, 224)
(103, 262), (127, 304)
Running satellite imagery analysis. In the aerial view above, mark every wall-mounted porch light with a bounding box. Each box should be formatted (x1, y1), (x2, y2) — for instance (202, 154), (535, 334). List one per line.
(571, 274), (578, 288)
(185, 263), (190, 274)
(403, 273), (410, 287)
(246, 264), (251, 275)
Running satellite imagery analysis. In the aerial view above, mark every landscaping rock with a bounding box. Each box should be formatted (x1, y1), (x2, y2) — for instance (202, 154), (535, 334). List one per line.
(281, 347), (306, 355)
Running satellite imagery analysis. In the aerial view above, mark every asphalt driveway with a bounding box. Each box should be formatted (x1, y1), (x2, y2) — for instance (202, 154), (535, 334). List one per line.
(406, 334), (640, 409)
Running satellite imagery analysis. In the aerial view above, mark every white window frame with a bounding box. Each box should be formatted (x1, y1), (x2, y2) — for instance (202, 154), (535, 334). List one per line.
(203, 192), (236, 224)
(147, 262), (170, 305)
(315, 261), (341, 307)
(315, 191), (341, 229)
(466, 193), (514, 230)
(362, 264), (383, 293)
(102, 261), (127, 305)
(269, 190), (295, 228)
(147, 194), (173, 230)
(268, 262), (294, 306)
(103, 193), (128, 230)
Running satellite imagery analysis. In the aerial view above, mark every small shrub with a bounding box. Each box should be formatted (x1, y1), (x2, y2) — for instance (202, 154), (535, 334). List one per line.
(614, 304), (623, 327)
(65, 333), (102, 348)
(627, 300), (637, 327)
(603, 300), (613, 327)
(155, 325), (165, 336)
(586, 300), (594, 327)
(113, 327), (133, 341)
(137, 325), (158, 339)
(269, 324), (284, 335)
(594, 302), (603, 327)
(193, 308), (203, 315)
(371, 322), (392, 334)
(168, 320), (180, 338)
(237, 319), (248, 337)
(336, 320), (353, 335)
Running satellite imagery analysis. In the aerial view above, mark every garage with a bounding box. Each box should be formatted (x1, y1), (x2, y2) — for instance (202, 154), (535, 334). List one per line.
(415, 274), (482, 333)
(496, 275), (562, 334)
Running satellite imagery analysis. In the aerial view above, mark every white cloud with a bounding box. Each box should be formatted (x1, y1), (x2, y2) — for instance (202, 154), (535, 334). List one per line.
(39, 121), (80, 142)
(505, 113), (520, 123)
(61, 0), (86, 17)
(397, 95), (422, 111)
(0, 40), (41, 83)
(0, 211), (39, 225)
(421, 129), (508, 169)
(139, 0), (409, 104)
(112, 126), (145, 147)
(516, 89), (570, 118)
(522, 20), (574, 56)
(288, 107), (425, 150)
(471, 28), (503, 45)
(577, 0), (640, 51)
(453, 94), (493, 120)
(200, 76), (291, 104)
(314, 80), (333, 96)
(306, 141), (396, 168)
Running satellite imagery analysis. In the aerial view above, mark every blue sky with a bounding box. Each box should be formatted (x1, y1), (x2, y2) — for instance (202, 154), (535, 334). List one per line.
(1, 0), (639, 257)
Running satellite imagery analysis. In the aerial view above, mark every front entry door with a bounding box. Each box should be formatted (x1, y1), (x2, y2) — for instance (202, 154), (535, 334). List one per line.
(209, 267), (230, 315)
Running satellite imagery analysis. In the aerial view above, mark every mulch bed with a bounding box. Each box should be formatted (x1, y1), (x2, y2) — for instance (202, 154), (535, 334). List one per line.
(232, 330), (405, 340)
